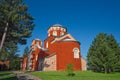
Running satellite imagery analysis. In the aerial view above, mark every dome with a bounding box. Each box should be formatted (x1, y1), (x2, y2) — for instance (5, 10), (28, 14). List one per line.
(52, 24), (63, 27)
(48, 24), (66, 30)
(48, 24), (67, 37)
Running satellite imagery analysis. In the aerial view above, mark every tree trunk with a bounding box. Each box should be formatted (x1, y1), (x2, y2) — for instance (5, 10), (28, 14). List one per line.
(104, 66), (108, 74)
(0, 23), (8, 50)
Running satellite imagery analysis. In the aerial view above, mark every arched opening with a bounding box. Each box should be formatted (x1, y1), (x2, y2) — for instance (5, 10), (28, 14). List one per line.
(53, 31), (57, 36)
(73, 48), (79, 58)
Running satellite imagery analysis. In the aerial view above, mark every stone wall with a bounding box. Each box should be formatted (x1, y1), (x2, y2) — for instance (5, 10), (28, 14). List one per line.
(81, 57), (87, 71)
(43, 54), (56, 71)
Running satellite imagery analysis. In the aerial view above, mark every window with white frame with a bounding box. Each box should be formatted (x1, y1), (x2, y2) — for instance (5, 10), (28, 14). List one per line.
(53, 31), (57, 36)
(36, 42), (39, 46)
(73, 48), (79, 58)
(60, 32), (64, 36)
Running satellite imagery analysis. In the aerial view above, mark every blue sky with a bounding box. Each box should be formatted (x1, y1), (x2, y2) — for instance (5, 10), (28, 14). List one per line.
(19, 0), (120, 59)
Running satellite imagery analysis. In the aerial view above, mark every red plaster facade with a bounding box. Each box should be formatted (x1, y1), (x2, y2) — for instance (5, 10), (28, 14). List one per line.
(22, 24), (86, 71)
(22, 57), (28, 71)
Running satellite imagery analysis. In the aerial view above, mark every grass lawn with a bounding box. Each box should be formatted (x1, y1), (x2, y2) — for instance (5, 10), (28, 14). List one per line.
(28, 71), (120, 80)
(0, 71), (17, 80)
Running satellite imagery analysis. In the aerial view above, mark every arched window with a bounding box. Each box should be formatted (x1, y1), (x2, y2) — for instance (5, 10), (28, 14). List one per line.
(46, 42), (48, 48)
(36, 42), (39, 45)
(60, 32), (64, 36)
(48, 33), (50, 36)
(53, 31), (57, 36)
(73, 48), (79, 58)
(36, 55), (38, 61)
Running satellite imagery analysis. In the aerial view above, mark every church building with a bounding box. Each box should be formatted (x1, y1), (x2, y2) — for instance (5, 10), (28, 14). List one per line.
(22, 24), (86, 71)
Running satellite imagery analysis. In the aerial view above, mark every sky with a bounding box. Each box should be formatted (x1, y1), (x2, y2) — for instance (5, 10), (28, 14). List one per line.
(19, 0), (120, 59)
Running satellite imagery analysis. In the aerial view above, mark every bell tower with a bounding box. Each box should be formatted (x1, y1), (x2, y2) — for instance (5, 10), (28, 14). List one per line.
(48, 24), (67, 37)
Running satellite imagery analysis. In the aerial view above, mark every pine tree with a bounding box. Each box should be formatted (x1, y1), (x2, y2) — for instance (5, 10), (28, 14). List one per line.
(22, 46), (29, 57)
(0, 0), (34, 50)
(87, 33), (120, 73)
(0, 0), (34, 70)
(107, 34), (120, 72)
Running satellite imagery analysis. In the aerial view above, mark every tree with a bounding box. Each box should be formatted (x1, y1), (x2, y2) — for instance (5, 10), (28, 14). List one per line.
(0, 44), (21, 70)
(8, 47), (21, 70)
(107, 34), (120, 72)
(0, 39), (18, 60)
(0, 0), (34, 50)
(87, 33), (120, 73)
(0, 47), (8, 60)
(22, 46), (29, 57)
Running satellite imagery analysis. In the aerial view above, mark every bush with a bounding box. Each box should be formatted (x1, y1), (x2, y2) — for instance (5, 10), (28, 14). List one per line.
(66, 64), (75, 76)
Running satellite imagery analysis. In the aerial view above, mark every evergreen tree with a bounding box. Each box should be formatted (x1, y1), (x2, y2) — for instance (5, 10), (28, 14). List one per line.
(87, 33), (120, 73)
(0, 44), (21, 70)
(0, 0), (34, 50)
(0, 39), (18, 60)
(22, 46), (29, 57)
(0, 0), (34, 70)
(107, 34), (120, 72)
(9, 55), (21, 70)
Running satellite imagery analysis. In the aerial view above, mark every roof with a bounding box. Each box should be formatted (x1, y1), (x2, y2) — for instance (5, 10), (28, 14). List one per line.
(45, 53), (56, 58)
(47, 24), (67, 30)
(51, 34), (76, 44)
(52, 24), (63, 27)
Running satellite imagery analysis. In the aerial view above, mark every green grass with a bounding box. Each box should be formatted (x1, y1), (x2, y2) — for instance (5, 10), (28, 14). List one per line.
(28, 71), (120, 80)
(0, 71), (17, 80)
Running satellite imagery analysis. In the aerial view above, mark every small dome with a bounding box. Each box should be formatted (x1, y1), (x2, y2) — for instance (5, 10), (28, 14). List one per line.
(34, 38), (41, 41)
(52, 24), (63, 27)
(48, 24), (67, 37)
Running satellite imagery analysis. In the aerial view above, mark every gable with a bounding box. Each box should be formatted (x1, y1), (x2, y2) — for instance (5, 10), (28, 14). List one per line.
(51, 34), (76, 44)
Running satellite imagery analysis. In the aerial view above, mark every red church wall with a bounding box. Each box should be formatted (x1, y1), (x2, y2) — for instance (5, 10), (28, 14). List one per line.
(31, 39), (43, 71)
(56, 41), (81, 71)
(43, 34), (82, 71)
(22, 57), (28, 71)
(44, 36), (55, 49)
(44, 36), (58, 55)
(22, 24), (86, 71)
(32, 47), (41, 71)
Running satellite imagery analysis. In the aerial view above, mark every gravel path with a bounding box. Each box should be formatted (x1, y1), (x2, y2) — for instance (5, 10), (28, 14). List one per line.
(13, 71), (42, 80)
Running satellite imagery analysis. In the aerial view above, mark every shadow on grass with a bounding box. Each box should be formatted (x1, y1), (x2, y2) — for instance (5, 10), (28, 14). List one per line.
(1, 76), (17, 80)
(0, 73), (11, 76)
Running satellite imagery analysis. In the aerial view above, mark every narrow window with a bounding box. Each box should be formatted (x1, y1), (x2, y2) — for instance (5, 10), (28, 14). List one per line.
(53, 31), (57, 36)
(73, 48), (79, 58)
(36, 55), (38, 61)
(48, 33), (50, 36)
(46, 42), (48, 48)
(60, 32), (64, 36)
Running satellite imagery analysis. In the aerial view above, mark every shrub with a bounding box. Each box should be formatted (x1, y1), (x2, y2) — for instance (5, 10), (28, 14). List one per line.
(66, 64), (75, 76)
